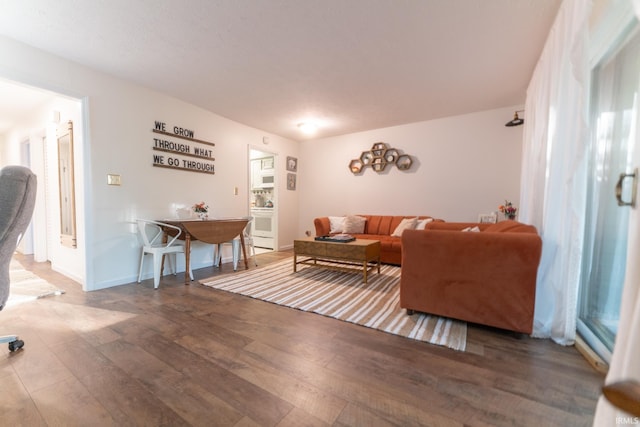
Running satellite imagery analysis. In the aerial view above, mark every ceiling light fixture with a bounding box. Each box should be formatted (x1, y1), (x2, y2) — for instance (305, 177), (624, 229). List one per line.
(505, 110), (525, 127)
(297, 122), (317, 134)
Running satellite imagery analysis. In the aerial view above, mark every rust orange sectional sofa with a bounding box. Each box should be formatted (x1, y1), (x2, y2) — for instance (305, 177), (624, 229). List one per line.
(313, 215), (441, 265)
(400, 220), (542, 334)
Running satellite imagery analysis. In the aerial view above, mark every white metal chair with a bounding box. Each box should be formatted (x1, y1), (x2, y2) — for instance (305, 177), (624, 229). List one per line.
(136, 219), (193, 289)
(214, 217), (258, 271)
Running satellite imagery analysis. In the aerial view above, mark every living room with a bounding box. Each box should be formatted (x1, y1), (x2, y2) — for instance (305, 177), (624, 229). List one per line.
(1, 0), (639, 425)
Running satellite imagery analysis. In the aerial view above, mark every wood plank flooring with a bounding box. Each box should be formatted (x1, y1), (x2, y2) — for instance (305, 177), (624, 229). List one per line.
(1, 251), (604, 426)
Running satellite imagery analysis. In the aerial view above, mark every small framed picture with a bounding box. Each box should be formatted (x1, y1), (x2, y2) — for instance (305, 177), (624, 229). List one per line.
(478, 213), (497, 224)
(286, 156), (298, 172)
(287, 173), (296, 190)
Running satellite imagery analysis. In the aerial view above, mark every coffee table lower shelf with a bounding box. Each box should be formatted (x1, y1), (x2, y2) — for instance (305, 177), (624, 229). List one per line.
(294, 256), (380, 283)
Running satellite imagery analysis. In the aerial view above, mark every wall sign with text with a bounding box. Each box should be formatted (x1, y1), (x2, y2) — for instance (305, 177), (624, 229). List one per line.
(151, 121), (215, 175)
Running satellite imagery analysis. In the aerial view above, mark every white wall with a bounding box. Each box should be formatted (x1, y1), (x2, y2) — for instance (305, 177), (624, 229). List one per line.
(0, 36), (299, 290)
(298, 107), (524, 236)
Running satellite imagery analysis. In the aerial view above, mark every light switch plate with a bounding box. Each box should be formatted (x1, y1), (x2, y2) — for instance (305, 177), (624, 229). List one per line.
(107, 174), (121, 186)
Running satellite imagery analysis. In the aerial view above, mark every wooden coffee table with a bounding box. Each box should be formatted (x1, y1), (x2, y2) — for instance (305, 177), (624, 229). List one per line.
(293, 237), (381, 283)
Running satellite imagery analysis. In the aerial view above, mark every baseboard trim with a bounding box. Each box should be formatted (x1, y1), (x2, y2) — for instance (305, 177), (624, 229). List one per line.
(575, 334), (609, 375)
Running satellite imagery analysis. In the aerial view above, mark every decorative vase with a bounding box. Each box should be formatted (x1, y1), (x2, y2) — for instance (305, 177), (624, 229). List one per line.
(507, 214), (516, 220)
(198, 212), (208, 220)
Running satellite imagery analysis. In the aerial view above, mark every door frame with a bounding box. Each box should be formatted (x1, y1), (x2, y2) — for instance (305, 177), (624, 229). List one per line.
(248, 144), (278, 251)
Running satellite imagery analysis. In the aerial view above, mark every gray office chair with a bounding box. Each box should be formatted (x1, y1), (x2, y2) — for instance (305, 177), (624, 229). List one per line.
(0, 165), (37, 352)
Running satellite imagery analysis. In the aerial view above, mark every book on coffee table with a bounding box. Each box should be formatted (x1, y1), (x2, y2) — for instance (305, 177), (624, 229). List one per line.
(314, 234), (356, 243)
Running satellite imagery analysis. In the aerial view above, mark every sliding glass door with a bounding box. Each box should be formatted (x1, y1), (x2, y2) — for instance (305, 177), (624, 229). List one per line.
(578, 23), (640, 363)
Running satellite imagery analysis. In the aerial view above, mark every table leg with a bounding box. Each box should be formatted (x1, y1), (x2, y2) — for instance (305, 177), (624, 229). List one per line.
(239, 234), (249, 270)
(293, 253), (297, 272)
(363, 260), (368, 283)
(184, 234), (191, 285)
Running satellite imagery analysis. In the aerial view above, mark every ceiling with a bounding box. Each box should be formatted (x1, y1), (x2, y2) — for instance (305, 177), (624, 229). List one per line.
(0, 0), (561, 141)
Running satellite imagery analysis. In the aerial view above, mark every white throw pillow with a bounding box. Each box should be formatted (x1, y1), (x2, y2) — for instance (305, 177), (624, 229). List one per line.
(343, 215), (366, 234)
(329, 216), (346, 234)
(415, 218), (434, 230)
(391, 217), (418, 237)
(462, 226), (481, 232)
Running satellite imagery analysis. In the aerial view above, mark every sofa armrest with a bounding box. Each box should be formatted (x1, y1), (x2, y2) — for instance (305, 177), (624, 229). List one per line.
(314, 217), (331, 236)
(425, 222), (492, 232)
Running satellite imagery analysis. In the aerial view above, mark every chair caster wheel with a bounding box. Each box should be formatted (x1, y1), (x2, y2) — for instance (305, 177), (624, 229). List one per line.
(8, 339), (24, 352)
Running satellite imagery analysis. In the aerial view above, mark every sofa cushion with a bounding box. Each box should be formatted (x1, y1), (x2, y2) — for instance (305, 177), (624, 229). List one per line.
(343, 215), (367, 233)
(364, 216), (417, 235)
(351, 233), (403, 265)
(329, 216), (346, 233)
(415, 218), (434, 230)
(391, 217), (417, 237)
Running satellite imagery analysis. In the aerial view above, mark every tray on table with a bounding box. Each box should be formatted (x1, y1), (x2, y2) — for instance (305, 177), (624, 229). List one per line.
(314, 234), (356, 243)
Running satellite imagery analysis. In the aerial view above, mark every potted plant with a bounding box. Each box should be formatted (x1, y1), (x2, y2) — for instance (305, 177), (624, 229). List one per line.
(193, 201), (209, 219)
(499, 200), (517, 220)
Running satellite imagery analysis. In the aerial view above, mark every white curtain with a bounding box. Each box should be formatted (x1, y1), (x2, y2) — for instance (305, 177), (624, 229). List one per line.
(593, 1), (640, 424)
(522, 0), (640, 422)
(519, 0), (592, 344)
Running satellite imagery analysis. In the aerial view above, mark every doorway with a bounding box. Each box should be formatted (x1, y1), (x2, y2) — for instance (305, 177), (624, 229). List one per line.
(249, 147), (277, 253)
(0, 78), (83, 283)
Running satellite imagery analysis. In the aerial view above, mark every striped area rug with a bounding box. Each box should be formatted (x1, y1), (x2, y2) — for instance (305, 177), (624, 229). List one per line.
(201, 258), (466, 351)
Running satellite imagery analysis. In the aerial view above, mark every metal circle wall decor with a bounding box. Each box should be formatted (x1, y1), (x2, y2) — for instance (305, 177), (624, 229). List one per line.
(348, 142), (414, 174)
